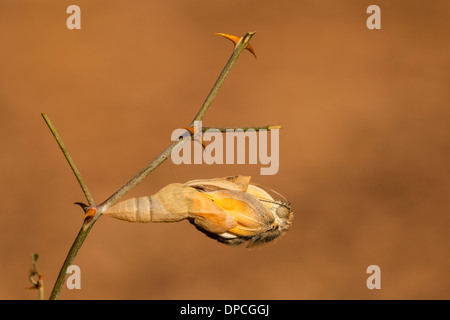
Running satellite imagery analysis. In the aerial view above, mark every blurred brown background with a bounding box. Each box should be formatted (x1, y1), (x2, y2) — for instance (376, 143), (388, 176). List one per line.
(1, 0), (449, 299)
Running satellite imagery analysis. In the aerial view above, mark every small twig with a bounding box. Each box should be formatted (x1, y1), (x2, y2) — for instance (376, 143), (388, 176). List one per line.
(41, 113), (95, 207)
(28, 253), (45, 300)
(191, 32), (256, 125)
(47, 32), (256, 300)
(202, 125), (283, 132)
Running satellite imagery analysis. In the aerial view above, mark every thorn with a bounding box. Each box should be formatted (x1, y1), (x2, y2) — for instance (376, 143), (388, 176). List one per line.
(74, 202), (89, 212)
(83, 207), (97, 223)
(75, 202), (96, 223)
(215, 33), (257, 59)
(184, 126), (206, 149)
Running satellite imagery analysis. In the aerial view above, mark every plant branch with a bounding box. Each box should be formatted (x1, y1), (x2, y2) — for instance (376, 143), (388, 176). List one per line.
(202, 125), (283, 132)
(48, 221), (93, 300)
(47, 31), (256, 300)
(28, 253), (45, 300)
(191, 32), (256, 125)
(96, 141), (180, 214)
(41, 113), (95, 207)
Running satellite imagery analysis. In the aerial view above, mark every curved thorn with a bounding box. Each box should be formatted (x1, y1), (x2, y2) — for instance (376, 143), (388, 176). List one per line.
(215, 32), (257, 59)
(74, 202), (89, 212)
(184, 126), (206, 149)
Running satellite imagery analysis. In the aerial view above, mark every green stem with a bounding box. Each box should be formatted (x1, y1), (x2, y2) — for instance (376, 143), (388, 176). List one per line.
(41, 113), (95, 207)
(191, 32), (256, 124)
(97, 140), (179, 213)
(29, 253), (45, 300)
(49, 221), (92, 300)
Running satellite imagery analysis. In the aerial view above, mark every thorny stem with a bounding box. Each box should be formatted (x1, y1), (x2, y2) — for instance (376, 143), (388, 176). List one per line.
(47, 32), (257, 300)
(97, 141), (180, 214)
(191, 32), (256, 125)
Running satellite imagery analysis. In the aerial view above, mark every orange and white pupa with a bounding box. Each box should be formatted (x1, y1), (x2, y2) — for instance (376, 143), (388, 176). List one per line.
(103, 175), (293, 247)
